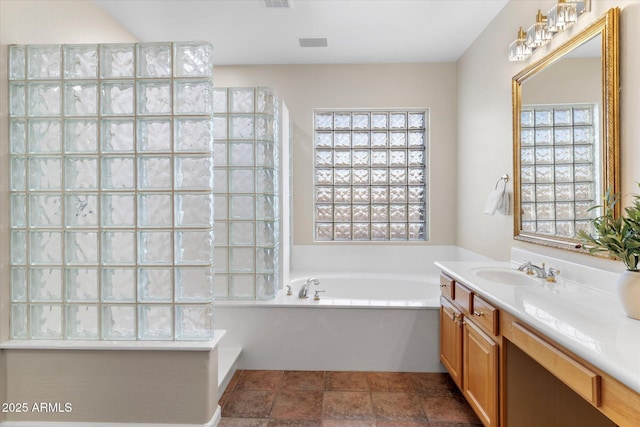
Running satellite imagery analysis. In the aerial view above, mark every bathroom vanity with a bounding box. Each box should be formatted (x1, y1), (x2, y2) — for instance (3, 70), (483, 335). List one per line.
(436, 261), (640, 427)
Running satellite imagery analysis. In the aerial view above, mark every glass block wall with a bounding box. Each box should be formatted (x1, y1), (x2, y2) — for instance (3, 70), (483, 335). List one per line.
(8, 42), (215, 340)
(212, 87), (281, 300)
(520, 104), (599, 238)
(313, 110), (428, 241)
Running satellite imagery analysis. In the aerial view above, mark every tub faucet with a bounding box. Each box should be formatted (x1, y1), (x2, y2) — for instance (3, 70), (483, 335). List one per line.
(298, 277), (319, 299)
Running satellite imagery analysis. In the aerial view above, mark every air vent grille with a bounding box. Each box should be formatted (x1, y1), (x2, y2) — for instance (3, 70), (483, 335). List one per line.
(264, 0), (293, 8)
(299, 37), (328, 48)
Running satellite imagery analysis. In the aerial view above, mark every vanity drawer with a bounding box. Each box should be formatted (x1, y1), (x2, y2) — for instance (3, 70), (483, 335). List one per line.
(440, 274), (455, 300)
(510, 322), (601, 406)
(472, 294), (499, 336)
(454, 282), (472, 313)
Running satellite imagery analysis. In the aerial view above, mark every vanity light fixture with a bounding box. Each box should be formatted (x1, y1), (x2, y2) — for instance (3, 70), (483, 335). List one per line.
(526, 10), (552, 48)
(508, 27), (531, 62)
(547, 0), (584, 32)
(509, 0), (589, 62)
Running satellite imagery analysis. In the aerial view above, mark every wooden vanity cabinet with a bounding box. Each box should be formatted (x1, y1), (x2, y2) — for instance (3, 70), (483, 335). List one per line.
(463, 316), (499, 427)
(439, 271), (640, 427)
(440, 296), (463, 388)
(439, 274), (499, 427)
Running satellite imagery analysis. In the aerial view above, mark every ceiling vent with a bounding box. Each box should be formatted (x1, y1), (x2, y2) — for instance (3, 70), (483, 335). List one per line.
(298, 37), (328, 48)
(264, 0), (293, 8)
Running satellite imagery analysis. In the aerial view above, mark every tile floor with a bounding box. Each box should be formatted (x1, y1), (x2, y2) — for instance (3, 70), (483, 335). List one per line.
(218, 370), (482, 427)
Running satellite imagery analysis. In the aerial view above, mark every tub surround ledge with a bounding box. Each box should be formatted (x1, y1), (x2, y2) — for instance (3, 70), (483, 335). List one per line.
(0, 330), (226, 351)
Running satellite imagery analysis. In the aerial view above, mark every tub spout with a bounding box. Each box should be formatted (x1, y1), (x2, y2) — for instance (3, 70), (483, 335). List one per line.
(298, 277), (319, 299)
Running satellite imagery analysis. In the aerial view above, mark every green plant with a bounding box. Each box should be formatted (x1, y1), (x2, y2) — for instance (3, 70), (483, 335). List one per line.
(578, 185), (640, 271)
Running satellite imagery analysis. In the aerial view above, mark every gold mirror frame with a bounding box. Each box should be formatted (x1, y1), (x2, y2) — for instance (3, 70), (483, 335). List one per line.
(512, 7), (620, 250)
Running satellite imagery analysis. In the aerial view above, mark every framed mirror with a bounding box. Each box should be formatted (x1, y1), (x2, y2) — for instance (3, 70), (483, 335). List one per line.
(512, 7), (619, 250)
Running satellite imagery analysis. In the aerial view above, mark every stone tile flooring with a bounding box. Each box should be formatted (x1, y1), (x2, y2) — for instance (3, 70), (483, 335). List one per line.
(218, 370), (483, 427)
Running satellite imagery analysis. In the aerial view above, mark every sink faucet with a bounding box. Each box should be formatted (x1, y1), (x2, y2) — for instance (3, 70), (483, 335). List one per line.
(298, 277), (319, 298)
(518, 261), (560, 281)
(517, 260), (540, 276)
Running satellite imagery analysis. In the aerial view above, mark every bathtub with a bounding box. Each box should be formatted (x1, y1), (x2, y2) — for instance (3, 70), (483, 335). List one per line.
(288, 273), (440, 305)
(215, 273), (444, 373)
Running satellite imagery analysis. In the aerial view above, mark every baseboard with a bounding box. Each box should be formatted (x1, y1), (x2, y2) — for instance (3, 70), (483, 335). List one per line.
(211, 405), (221, 427)
(0, 406), (221, 427)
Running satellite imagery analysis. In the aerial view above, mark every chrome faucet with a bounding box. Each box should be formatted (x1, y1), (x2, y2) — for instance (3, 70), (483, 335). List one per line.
(298, 277), (319, 298)
(518, 261), (560, 281)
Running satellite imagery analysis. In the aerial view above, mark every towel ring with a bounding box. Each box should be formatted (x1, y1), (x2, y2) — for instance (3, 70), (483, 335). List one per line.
(495, 174), (509, 191)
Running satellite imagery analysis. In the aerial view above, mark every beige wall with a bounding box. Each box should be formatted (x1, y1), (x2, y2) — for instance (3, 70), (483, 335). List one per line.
(456, 0), (640, 261)
(214, 63), (458, 246)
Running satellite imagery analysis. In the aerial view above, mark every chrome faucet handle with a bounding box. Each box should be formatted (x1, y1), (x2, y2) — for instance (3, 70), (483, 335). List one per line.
(313, 290), (325, 301)
(518, 260), (535, 275)
(518, 260), (532, 271)
(286, 285), (292, 296)
(546, 266), (560, 282)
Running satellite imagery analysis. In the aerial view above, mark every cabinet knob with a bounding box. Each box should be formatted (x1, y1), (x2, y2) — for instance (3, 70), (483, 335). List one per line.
(473, 311), (485, 317)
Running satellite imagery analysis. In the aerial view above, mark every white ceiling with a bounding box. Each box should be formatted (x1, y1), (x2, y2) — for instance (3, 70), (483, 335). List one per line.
(94, 0), (509, 65)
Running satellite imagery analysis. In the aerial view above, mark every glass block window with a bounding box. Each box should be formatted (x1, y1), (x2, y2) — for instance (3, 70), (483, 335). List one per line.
(212, 87), (281, 300)
(8, 42), (215, 340)
(313, 110), (428, 241)
(520, 104), (600, 238)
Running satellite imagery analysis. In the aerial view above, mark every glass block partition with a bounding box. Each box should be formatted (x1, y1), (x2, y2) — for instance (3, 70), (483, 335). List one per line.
(313, 110), (428, 241)
(520, 104), (599, 238)
(8, 42), (215, 340)
(212, 87), (281, 300)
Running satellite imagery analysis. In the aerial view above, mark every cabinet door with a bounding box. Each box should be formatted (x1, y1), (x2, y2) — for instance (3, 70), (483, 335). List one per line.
(464, 319), (499, 427)
(440, 297), (463, 388)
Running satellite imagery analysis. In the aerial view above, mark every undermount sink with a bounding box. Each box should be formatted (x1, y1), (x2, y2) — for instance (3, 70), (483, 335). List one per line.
(470, 267), (540, 286)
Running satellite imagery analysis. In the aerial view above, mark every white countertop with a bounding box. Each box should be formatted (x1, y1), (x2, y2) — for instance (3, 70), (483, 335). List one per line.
(435, 261), (640, 395)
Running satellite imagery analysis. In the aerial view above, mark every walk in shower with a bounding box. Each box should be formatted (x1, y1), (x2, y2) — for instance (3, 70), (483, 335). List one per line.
(8, 41), (216, 340)
(7, 40), (292, 342)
